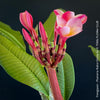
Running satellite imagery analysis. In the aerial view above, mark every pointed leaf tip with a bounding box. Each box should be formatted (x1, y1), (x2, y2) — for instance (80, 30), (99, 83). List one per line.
(88, 45), (100, 62)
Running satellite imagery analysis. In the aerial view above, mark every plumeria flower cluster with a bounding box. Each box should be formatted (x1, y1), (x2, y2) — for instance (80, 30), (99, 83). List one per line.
(19, 9), (87, 68)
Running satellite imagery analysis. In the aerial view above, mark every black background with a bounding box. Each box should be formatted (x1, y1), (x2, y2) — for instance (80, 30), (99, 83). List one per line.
(0, 0), (100, 100)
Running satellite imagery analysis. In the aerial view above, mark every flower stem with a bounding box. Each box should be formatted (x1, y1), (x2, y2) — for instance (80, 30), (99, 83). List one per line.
(46, 68), (63, 100)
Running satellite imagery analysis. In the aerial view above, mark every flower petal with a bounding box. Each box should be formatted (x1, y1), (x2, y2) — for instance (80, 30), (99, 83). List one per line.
(62, 11), (75, 22)
(26, 11), (33, 29)
(22, 28), (36, 50)
(66, 17), (82, 37)
(57, 15), (66, 27)
(75, 14), (87, 24)
(20, 12), (28, 29)
(58, 26), (70, 36)
(54, 9), (64, 16)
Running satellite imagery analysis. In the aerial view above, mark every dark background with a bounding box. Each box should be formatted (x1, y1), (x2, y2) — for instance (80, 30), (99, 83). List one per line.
(0, 0), (100, 100)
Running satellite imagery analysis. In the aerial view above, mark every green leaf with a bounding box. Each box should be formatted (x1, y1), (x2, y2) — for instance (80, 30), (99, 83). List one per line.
(43, 12), (56, 42)
(88, 45), (100, 61)
(57, 53), (75, 100)
(0, 35), (49, 97)
(0, 21), (25, 50)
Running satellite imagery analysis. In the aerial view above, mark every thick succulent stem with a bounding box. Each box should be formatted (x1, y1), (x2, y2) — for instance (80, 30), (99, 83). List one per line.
(46, 68), (63, 100)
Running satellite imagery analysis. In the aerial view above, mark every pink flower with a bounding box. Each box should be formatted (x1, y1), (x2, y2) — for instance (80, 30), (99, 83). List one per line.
(20, 10), (33, 32)
(54, 9), (87, 39)
(53, 9), (87, 65)
(20, 11), (39, 44)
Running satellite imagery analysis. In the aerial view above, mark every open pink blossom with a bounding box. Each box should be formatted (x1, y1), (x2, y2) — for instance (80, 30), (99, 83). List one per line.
(54, 9), (87, 39)
(53, 9), (87, 63)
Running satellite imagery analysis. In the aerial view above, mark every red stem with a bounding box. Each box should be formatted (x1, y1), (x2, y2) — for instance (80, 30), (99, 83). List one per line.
(47, 68), (63, 100)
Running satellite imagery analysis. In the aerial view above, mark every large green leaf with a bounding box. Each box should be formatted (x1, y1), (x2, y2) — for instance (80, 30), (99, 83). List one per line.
(57, 53), (75, 100)
(0, 21), (25, 50)
(0, 35), (49, 97)
(43, 12), (56, 42)
(88, 45), (100, 61)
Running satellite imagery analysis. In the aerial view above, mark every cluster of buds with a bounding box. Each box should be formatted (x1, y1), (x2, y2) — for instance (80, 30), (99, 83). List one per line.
(20, 9), (87, 68)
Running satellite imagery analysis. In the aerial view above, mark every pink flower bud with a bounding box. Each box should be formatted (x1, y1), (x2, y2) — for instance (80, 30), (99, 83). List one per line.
(22, 28), (36, 51)
(39, 21), (48, 48)
(20, 11), (33, 32)
(20, 11), (39, 45)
